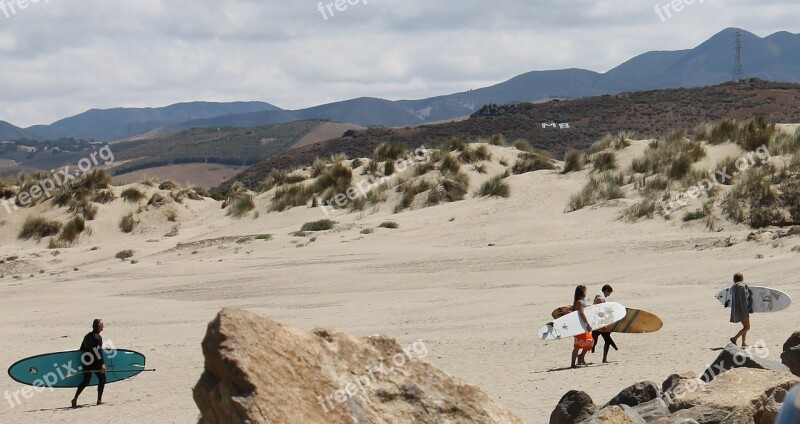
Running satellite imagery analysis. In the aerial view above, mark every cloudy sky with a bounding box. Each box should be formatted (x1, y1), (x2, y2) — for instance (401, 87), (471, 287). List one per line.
(0, 0), (798, 127)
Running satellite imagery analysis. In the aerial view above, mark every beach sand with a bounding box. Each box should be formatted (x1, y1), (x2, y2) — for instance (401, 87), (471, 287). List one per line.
(1, 143), (799, 423)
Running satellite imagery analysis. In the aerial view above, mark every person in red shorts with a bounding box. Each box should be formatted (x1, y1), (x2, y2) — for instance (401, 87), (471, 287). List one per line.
(571, 285), (593, 368)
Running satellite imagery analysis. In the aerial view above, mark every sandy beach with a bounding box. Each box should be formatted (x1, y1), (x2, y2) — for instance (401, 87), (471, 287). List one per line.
(1, 142), (799, 423)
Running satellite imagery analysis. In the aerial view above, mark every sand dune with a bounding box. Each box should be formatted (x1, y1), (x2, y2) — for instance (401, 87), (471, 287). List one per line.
(1, 139), (799, 423)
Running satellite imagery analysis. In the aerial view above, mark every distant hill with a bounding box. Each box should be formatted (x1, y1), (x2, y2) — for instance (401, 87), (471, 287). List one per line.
(189, 28), (800, 129)
(4, 28), (799, 141)
(108, 120), (323, 176)
(25, 101), (280, 142)
(0, 120), (27, 140)
(221, 79), (800, 191)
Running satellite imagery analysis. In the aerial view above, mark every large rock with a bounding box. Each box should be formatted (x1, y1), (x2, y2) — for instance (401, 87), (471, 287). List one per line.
(550, 390), (597, 424)
(783, 331), (800, 351)
(781, 346), (800, 377)
(630, 398), (671, 422)
(700, 343), (789, 382)
(579, 405), (645, 424)
(649, 405), (731, 424)
(670, 368), (799, 423)
(781, 332), (800, 377)
(193, 308), (523, 424)
(604, 381), (661, 408)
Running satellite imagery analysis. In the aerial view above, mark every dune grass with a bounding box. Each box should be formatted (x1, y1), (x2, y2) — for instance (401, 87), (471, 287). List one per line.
(512, 152), (555, 174)
(562, 150), (586, 174)
(476, 173), (510, 198)
(592, 152), (617, 172)
(620, 199), (658, 222)
(121, 187), (145, 203)
(18, 216), (62, 240)
(301, 219), (336, 232)
(227, 194), (255, 218)
(119, 212), (138, 233)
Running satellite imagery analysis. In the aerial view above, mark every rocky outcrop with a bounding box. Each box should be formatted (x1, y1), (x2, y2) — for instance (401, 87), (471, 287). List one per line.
(581, 405), (645, 423)
(670, 368), (799, 423)
(550, 390), (597, 424)
(604, 381), (661, 408)
(781, 332), (800, 377)
(784, 332), (800, 351)
(193, 308), (523, 424)
(554, 369), (798, 424)
(700, 343), (788, 382)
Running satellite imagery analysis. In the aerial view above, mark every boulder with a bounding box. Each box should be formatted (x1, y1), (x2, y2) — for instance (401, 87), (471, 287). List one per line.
(550, 390), (597, 424)
(604, 381), (661, 408)
(781, 346), (800, 377)
(630, 398), (671, 422)
(670, 368), (799, 422)
(193, 308), (523, 424)
(700, 343), (788, 382)
(649, 405), (730, 424)
(579, 405), (645, 424)
(783, 331), (800, 351)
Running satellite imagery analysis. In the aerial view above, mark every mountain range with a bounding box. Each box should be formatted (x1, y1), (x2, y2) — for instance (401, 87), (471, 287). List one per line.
(2, 28), (799, 142)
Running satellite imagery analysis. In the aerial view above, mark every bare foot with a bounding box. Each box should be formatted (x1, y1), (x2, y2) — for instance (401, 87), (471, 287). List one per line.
(730, 337), (736, 345)
(71, 399), (77, 409)
(603, 360), (610, 364)
(97, 401), (104, 406)
(570, 365), (578, 369)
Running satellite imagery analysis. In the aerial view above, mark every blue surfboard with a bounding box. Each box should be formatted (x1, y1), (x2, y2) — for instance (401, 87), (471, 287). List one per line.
(7, 349), (147, 388)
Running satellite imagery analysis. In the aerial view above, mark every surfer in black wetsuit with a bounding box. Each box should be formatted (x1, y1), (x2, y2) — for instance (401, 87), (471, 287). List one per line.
(591, 285), (618, 363)
(72, 319), (106, 408)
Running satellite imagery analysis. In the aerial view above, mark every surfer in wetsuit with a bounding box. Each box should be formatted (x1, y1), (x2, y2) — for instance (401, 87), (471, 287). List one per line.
(72, 319), (106, 408)
(571, 285), (593, 368)
(729, 273), (753, 347)
(591, 285), (618, 363)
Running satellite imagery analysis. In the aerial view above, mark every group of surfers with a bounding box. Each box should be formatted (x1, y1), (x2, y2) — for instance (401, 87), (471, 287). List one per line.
(569, 273), (753, 369)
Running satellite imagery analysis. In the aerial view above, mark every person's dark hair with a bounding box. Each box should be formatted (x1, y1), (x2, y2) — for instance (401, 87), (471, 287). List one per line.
(574, 285), (587, 304)
(734, 273), (744, 283)
(92, 319), (103, 332)
(602, 284), (613, 294)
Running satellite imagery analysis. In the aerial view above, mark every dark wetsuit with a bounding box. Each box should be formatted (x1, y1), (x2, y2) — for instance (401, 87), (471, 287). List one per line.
(74, 331), (106, 400)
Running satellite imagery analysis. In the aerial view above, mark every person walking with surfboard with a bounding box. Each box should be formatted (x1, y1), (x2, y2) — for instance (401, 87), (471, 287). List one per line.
(571, 285), (593, 368)
(71, 319), (107, 408)
(729, 273), (753, 347)
(591, 285), (618, 363)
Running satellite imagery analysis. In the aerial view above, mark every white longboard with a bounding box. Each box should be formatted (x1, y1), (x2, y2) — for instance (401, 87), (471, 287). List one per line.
(538, 302), (627, 340)
(715, 285), (791, 313)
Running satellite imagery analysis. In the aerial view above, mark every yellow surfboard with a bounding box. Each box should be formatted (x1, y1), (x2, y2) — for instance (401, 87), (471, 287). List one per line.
(550, 306), (662, 333)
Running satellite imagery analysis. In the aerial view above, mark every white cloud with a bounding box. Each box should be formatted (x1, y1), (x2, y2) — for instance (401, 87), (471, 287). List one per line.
(0, 0), (797, 127)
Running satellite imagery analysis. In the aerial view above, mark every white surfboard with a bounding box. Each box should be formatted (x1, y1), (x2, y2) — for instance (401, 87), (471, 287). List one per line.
(715, 285), (791, 313)
(538, 302), (627, 340)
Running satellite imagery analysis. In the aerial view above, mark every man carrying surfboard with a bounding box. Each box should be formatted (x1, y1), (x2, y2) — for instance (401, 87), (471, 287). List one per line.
(72, 319), (106, 408)
(571, 285), (593, 368)
(729, 273), (753, 347)
(591, 285), (618, 363)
